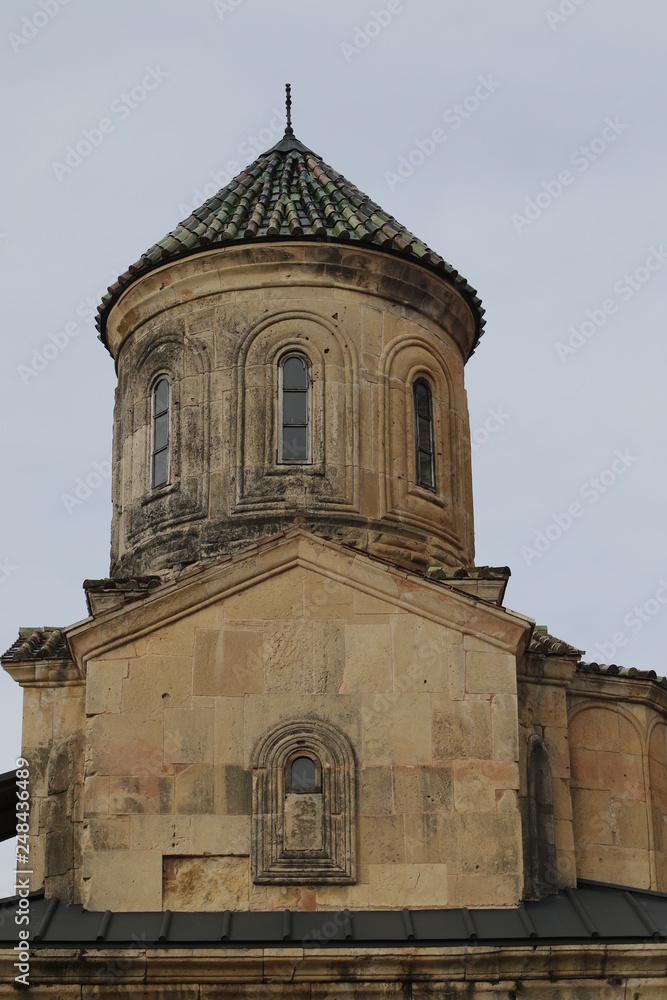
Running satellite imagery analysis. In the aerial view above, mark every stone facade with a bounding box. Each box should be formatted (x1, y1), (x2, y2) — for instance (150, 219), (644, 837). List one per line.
(107, 243), (476, 577)
(68, 533), (530, 912)
(3, 122), (667, 997)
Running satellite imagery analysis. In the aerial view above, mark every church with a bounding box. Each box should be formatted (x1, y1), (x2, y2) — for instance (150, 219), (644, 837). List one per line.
(1, 92), (666, 996)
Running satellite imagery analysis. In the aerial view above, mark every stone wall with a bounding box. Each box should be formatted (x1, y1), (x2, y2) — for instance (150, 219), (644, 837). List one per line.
(567, 674), (667, 891)
(73, 532), (528, 912)
(106, 243), (476, 576)
(17, 673), (85, 902)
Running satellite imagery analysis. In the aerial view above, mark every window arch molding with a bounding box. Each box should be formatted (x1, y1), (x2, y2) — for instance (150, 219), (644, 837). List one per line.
(251, 717), (356, 884)
(277, 351), (312, 465)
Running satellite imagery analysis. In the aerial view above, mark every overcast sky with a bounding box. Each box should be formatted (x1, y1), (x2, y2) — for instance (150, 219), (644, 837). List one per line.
(1, 0), (666, 894)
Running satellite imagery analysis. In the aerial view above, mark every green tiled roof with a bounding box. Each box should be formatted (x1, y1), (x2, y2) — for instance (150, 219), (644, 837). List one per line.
(1, 628), (69, 663)
(96, 131), (484, 352)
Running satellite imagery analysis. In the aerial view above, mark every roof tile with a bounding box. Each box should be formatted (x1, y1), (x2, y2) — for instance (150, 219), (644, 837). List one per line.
(96, 131), (484, 352)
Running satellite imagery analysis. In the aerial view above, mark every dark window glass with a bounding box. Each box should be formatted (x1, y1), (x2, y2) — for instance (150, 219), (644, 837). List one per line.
(152, 378), (170, 488)
(280, 354), (310, 463)
(154, 378), (169, 414)
(283, 392), (307, 426)
(154, 412), (169, 451)
(291, 756), (316, 790)
(414, 379), (435, 490)
(282, 426), (307, 461)
(283, 356), (308, 390)
(152, 449), (168, 489)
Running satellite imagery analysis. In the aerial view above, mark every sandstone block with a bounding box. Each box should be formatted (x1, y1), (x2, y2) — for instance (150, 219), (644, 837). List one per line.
(304, 574), (354, 620)
(369, 862), (448, 907)
(122, 655), (192, 713)
(86, 817), (130, 851)
(164, 708), (214, 764)
(392, 617), (448, 692)
(86, 660), (128, 715)
(393, 765), (452, 813)
(459, 812), (521, 875)
(359, 814), (405, 864)
(570, 707), (620, 753)
(107, 775), (174, 815)
(84, 775), (109, 816)
(194, 628), (264, 697)
(88, 715), (163, 777)
(263, 621), (313, 693)
(358, 766), (393, 815)
(214, 697), (244, 765)
(312, 620), (345, 694)
(404, 812), (460, 868)
(491, 693), (519, 761)
(571, 788), (612, 845)
(146, 619), (195, 656)
(222, 568), (305, 621)
(163, 855), (249, 911)
(343, 623), (392, 693)
(190, 814), (250, 855)
(84, 849), (162, 911)
(465, 649), (516, 695)
(433, 700), (492, 760)
(174, 763), (215, 814)
(130, 814), (190, 852)
(362, 693), (431, 765)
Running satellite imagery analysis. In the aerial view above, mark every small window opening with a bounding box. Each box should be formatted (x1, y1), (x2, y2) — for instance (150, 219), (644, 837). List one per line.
(279, 354), (311, 464)
(286, 753), (321, 793)
(414, 379), (435, 490)
(151, 377), (170, 488)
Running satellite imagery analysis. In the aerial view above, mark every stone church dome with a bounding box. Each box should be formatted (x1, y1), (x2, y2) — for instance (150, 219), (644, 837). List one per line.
(100, 111), (485, 578)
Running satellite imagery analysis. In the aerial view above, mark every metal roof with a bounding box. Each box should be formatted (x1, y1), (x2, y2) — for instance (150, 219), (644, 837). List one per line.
(1, 882), (665, 949)
(0, 771), (17, 843)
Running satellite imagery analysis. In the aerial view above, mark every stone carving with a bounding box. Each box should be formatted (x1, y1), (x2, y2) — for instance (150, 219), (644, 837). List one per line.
(251, 717), (356, 884)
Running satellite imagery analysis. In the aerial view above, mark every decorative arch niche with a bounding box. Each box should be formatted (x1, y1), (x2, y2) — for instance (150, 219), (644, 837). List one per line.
(251, 718), (356, 884)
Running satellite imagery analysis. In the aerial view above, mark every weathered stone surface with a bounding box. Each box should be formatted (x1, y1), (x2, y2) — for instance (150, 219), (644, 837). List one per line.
(162, 855), (249, 911)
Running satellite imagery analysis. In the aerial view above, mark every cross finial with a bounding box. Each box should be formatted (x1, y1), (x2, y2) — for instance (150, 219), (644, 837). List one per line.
(285, 83), (294, 136)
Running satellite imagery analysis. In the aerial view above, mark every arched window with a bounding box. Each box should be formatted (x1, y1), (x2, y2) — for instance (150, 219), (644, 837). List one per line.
(278, 354), (311, 464)
(151, 377), (170, 488)
(252, 718), (356, 883)
(414, 379), (435, 490)
(286, 753), (321, 793)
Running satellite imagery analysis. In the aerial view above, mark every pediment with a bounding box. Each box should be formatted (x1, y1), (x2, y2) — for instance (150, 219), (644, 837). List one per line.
(68, 531), (532, 667)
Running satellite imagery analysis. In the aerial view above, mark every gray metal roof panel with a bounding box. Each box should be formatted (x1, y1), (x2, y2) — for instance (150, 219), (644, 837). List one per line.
(1, 884), (666, 949)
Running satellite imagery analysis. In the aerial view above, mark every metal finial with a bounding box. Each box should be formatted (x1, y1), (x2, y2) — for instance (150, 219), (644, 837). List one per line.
(285, 83), (293, 136)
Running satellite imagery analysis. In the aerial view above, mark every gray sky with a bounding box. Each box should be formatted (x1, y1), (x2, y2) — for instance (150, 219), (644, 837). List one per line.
(1, 0), (666, 894)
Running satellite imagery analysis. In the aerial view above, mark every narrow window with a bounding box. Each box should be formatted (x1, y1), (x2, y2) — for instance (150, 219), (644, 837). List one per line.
(151, 377), (170, 488)
(414, 379), (435, 490)
(279, 354), (311, 464)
